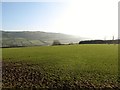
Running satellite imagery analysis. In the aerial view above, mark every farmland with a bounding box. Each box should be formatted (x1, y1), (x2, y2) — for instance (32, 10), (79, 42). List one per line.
(2, 44), (119, 89)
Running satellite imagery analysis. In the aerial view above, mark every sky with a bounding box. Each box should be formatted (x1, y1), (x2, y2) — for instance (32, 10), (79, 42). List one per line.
(0, 2), (2, 30)
(1, 0), (119, 39)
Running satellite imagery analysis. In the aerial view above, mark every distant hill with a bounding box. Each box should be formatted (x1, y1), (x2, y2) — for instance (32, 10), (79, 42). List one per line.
(1, 31), (85, 47)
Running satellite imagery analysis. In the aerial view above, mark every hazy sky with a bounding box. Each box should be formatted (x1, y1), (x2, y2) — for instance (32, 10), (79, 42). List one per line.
(1, 0), (119, 39)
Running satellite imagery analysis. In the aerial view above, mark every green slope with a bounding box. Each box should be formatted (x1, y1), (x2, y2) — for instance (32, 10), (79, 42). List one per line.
(2, 31), (85, 47)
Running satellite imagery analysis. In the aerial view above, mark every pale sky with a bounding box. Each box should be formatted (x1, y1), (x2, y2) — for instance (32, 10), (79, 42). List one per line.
(1, 0), (119, 39)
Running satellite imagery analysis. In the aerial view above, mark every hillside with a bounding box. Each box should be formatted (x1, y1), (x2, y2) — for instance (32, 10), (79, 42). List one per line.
(1, 31), (85, 47)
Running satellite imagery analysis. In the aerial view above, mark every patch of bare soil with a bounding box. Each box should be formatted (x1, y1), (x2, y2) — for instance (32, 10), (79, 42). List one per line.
(2, 61), (120, 89)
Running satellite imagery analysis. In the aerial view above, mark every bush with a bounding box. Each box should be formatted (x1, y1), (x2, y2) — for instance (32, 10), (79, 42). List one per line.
(52, 40), (61, 46)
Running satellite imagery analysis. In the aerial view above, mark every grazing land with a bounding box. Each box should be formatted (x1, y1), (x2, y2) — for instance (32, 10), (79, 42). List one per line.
(2, 44), (119, 89)
(2, 31), (84, 47)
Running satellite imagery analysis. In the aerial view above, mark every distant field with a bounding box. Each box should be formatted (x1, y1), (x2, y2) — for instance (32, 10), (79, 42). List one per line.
(2, 44), (119, 89)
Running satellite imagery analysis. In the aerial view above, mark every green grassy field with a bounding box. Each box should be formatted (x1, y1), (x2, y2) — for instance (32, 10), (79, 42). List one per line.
(2, 44), (119, 88)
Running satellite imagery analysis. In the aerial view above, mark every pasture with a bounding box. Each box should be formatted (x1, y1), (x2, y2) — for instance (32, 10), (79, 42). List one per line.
(2, 44), (119, 89)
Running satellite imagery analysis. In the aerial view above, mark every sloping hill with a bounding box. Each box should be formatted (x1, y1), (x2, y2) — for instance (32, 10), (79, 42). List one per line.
(2, 31), (85, 47)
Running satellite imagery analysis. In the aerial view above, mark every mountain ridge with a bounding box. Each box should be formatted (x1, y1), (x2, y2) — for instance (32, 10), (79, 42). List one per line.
(1, 31), (85, 47)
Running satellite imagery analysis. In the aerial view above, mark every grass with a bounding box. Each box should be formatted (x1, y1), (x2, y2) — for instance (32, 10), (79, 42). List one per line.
(2, 44), (119, 88)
